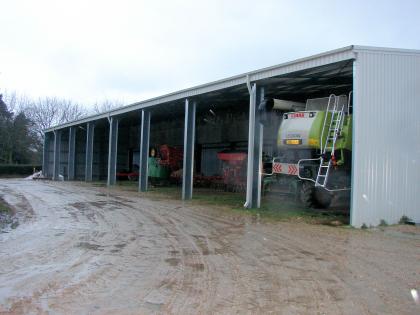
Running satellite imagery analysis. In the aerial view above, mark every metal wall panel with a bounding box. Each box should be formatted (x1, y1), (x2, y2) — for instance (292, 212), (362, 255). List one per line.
(352, 50), (420, 227)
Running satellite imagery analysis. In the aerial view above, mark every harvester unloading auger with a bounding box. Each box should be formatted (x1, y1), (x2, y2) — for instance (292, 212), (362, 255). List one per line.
(261, 93), (352, 208)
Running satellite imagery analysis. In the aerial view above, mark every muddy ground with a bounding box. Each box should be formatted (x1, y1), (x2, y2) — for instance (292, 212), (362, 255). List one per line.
(0, 179), (419, 314)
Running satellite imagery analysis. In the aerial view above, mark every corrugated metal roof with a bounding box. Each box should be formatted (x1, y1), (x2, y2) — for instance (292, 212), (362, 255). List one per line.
(45, 45), (357, 132)
(45, 45), (420, 132)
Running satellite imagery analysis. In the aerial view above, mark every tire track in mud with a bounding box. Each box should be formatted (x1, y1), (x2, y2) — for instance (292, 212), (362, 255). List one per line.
(161, 218), (213, 314)
(160, 207), (259, 312)
(140, 203), (311, 313)
(66, 198), (195, 313)
(73, 195), (356, 314)
(59, 202), (172, 313)
(114, 200), (256, 313)
(1, 182), (171, 313)
(1, 180), (419, 315)
(125, 204), (214, 314)
(167, 207), (361, 313)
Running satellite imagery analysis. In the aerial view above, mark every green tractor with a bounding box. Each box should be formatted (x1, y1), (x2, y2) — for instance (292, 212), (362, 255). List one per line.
(263, 93), (352, 208)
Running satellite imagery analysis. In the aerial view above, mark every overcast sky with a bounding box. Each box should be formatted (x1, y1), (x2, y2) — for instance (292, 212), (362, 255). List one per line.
(1, 0), (419, 107)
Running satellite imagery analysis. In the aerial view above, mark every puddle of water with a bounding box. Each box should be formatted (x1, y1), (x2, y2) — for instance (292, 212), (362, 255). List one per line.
(144, 301), (163, 311)
(165, 258), (180, 266)
(77, 242), (104, 251)
(187, 263), (204, 272)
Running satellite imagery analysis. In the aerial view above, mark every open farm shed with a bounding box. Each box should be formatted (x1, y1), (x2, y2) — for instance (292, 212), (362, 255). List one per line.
(44, 46), (420, 227)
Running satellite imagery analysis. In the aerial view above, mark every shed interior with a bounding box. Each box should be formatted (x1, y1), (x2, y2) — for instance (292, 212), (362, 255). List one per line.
(48, 59), (354, 216)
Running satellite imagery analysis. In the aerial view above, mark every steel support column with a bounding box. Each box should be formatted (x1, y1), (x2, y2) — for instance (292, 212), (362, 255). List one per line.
(52, 130), (61, 181)
(85, 122), (95, 182)
(107, 117), (119, 186)
(245, 84), (264, 208)
(68, 127), (76, 180)
(139, 110), (151, 192)
(182, 99), (196, 200)
(42, 132), (50, 177)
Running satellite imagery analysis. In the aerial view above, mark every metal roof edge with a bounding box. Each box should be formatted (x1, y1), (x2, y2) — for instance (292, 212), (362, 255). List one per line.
(353, 45), (420, 55)
(45, 45), (357, 132)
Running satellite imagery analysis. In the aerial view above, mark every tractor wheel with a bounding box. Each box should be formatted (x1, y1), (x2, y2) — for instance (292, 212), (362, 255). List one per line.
(299, 181), (316, 208)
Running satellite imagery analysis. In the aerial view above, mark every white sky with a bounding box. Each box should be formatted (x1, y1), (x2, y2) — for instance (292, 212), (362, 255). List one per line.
(1, 0), (419, 107)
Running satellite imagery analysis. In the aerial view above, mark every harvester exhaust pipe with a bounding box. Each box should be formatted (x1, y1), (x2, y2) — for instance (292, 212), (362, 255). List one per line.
(261, 98), (306, 112)
(258, 98), (306, 125)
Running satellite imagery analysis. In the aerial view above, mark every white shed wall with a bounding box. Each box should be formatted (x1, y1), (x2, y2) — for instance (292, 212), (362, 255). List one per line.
(351, 50), (420, 227)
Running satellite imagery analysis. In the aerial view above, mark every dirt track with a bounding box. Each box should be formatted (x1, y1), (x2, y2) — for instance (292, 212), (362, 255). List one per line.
(0, 179), (419, 314)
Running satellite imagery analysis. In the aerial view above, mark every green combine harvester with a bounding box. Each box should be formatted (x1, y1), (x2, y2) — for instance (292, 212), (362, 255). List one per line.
(264, 93), (352, 208)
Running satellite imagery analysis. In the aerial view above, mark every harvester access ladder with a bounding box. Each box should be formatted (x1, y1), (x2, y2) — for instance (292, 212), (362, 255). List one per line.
(315, 94), (347, 188)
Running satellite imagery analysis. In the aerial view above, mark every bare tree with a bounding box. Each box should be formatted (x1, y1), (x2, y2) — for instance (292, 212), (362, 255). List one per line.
(2, 90), (31, 114)
(59, 99), (88, 123)
(92, 99), (124, 114)
(23, 96), (88, 139)
(2, 91), (127, 142)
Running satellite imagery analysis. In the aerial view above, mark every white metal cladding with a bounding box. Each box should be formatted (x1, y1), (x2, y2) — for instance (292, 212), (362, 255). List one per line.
(351, 50), (420, 227)
(45, 46), (356, 132)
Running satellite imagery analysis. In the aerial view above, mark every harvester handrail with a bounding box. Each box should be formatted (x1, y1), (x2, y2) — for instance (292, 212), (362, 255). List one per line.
(297, 157), (351, 191)
(347, 91), (353, 113)
(337, 95), (347, 134)
(319, 94), (336, 151)
(324, 186), (351, 192)
(297, 157), (320, 183)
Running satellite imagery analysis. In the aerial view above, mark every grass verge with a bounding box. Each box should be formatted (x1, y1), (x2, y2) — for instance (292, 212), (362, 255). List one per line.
(0, 197), (19, 229)
(0, 198), (12, 213)
(112, 181), (349, 225)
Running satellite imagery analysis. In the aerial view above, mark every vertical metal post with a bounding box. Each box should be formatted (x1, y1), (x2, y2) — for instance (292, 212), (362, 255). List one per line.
(85, 122), (95, 182)
(139, 110), (151, 192)
(107, 117), (119, 186)
(245, 84), (264, 208)
(53, 130), (61, 180)
(68, 127), (76, 180)
(182, 99), (196, 200)
(42, 132), (50, 177)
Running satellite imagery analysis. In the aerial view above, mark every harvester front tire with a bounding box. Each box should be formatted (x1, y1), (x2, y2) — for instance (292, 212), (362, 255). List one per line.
(299, 181), (315, 208)
(299, 181), (332, 209)
(313, 187), (332, 209)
